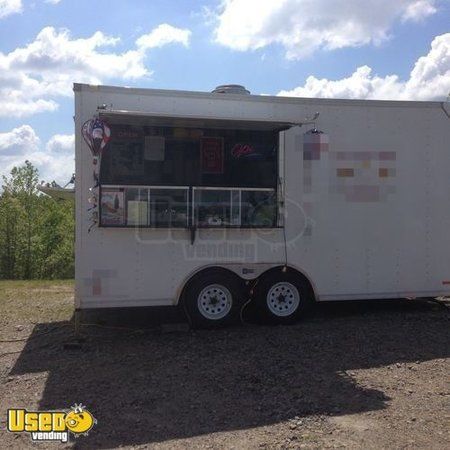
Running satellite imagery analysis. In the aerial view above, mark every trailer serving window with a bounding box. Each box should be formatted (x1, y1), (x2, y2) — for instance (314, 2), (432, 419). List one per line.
(98, 112), (291, 228)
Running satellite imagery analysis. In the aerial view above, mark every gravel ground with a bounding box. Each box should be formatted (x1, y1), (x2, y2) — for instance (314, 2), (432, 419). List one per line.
(0, 281), (449, 449)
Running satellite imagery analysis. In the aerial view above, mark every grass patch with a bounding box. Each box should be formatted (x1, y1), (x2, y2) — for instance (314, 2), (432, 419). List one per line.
(0, 280), (74, 328)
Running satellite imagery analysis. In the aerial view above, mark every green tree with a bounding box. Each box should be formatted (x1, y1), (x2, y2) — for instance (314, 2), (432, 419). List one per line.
(0, 161), (74, 280)
(2, 161), (39, 278)
(0, 192), (23, 278)
(37, 197), (75, 279)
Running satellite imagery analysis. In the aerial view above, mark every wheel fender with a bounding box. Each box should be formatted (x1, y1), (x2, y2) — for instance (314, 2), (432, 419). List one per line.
(254, 265), (318, 302)
(176, 265), (244, 306)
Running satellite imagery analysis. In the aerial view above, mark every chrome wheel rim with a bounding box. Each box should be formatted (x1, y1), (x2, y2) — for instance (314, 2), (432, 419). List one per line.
(197, 284), (232, 320)
(267, 282), (300, 317)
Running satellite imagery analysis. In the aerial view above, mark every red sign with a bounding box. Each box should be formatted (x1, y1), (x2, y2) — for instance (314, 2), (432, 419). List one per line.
(201, 137), (224, 174)
(231, 143), (256, 158)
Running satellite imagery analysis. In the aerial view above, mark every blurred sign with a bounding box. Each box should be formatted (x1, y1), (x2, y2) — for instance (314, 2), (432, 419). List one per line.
(201, 137), (224, 174)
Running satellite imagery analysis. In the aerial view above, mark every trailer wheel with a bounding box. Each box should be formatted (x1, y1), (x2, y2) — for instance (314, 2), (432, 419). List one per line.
(252, 270), (314, 324)
(183, 271), (244, 328)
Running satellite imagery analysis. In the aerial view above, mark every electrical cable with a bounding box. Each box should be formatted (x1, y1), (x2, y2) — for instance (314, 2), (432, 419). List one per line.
(181, 296), (193, 328)
(239, 296), (252, 325)
(282, 131), (288, 269)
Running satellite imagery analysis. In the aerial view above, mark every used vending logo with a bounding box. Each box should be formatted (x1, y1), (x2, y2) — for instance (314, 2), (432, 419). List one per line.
(7, 403), (97, 443)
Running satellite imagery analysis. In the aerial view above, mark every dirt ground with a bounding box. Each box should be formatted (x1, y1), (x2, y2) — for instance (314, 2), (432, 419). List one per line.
(0, 281), (449, 449)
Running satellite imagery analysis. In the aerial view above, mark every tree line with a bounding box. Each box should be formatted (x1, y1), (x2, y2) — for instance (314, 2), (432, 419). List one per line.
(0, 161), (74, 279)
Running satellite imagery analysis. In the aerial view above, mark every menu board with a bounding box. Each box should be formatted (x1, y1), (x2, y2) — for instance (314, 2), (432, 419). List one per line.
(200, 137), (224, 174)
(101, 189), (125, 226)
(127, 201), (148, 226)
(144, 136), (165, 161)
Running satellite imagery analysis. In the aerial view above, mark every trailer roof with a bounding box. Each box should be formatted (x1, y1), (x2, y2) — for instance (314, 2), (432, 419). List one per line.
(74, 83), (445, 110)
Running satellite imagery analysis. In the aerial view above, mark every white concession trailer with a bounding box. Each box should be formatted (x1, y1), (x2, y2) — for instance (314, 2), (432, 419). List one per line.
(74, 83), (450, 327)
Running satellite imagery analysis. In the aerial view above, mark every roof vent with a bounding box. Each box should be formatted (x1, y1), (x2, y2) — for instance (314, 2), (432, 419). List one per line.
(212, 84), (250, 95)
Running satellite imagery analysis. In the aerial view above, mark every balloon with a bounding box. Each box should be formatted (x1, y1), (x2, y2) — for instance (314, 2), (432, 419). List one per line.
(81, 117), (111, 157)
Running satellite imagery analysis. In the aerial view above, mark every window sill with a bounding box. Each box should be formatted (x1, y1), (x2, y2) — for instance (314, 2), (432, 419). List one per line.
(98, 225), (283, 230)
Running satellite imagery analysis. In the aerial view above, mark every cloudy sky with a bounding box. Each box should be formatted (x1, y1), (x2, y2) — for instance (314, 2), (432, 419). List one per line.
(0, 0), (449, 184)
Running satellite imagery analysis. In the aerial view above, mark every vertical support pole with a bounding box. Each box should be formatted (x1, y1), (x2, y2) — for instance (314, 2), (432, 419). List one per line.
(74, 308), (82, 338)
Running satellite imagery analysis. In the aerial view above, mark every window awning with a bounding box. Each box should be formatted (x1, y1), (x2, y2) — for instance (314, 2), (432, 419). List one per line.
(99, 110), (299, 132)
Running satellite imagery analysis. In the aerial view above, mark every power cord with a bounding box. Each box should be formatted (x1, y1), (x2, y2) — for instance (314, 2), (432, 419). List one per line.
(239, 297), (253, 325)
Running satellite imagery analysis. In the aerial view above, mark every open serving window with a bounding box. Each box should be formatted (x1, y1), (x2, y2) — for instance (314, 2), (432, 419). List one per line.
(98, 111), (293, 228)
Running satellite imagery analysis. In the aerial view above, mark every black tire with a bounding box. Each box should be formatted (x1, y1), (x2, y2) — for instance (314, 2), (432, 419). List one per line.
(183, 270), (245, 329)
(252, 269), (314, 324)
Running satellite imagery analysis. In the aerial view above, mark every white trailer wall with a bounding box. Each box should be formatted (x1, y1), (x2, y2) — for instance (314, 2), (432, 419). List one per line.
(74, 84), (450, 308)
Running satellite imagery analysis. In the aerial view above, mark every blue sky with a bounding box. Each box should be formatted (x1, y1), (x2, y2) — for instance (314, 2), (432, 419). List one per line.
(0, 0), (449, 183)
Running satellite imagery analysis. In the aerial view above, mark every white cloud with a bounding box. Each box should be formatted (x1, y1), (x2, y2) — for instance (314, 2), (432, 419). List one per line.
(402, 0), (437, 21)
(278, 33), (450, 101)
(0, 24), (191, 118)
(46, 134), (74, 154)
(0, 126), (74, 184)
(25, 149), (75, 185)
(0, 125), (40, 156)
(213, 0), (439, 59)
(0, 0), (22, 19)
(136, 23), (191, 50)
(1, 98), (59, 117)
(45, 0), (61, 4)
